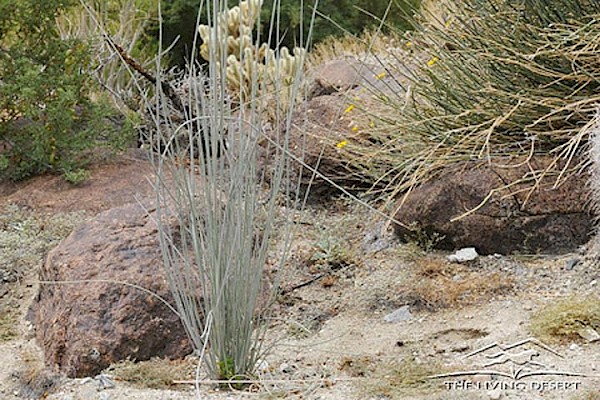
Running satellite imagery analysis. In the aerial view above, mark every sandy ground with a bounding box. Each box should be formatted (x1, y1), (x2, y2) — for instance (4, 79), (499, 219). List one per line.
(0, 155), (598, 400)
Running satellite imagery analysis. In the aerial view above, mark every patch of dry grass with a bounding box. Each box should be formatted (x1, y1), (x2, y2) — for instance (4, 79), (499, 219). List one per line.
(0, 312), (18, 342)
(0, 204), (87, 275)
(307, 29), (401, 68)
(15, 367), (62, 399)
(106, 357), (196, 389)
(348, 356), (442, 399)
(13, 346), (62, 399)
(570, 391), (600, 400)
(530, 296), (600, 343)
(397, 257), (514, 310)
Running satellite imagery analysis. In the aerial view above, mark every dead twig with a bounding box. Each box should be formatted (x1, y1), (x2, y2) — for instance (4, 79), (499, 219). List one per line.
(280, 273), (325, 294)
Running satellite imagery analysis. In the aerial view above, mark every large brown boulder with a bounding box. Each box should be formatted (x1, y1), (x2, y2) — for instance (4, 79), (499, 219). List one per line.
(309, 58), (366, 96)
(281, 94), (356, 196)
(28, 198), (193, 378)
(393, 158), (593, 255)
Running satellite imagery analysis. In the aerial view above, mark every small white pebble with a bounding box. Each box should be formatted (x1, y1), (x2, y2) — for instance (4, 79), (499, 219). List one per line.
(99, 393), (112, 400)
(488, 388), (502, 399)
(569, 343), (581, 352)
(279, 362), (293, 373)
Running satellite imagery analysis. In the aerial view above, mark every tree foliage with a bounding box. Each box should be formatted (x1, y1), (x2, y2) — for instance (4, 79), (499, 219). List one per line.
(0, 0), (131, 181)
(152, 0), (420, 66)
(263, 0), (420, 48)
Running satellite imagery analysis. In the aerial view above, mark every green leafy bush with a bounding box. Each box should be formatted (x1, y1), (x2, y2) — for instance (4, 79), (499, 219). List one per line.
(0, 0), (133, 181)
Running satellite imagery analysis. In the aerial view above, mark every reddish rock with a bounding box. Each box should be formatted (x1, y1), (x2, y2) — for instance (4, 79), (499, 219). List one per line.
(28, 198), (194, 378)
(393, 158), (592, 255)
(308, 57), (393, 97)
(310, 58), (363, 96)
(279, 93), (377, 197)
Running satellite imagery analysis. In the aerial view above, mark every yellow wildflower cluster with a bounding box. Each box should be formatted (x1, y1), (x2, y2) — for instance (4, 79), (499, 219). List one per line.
(427, 56), (439, 67)
(336, 140), (348, 149)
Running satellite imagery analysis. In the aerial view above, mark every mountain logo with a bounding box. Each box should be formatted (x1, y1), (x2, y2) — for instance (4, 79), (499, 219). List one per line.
(429, 337), (588, 381)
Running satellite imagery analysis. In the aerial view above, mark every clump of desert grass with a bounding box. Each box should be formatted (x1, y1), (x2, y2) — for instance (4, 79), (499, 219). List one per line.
(0, 204), (87, 285)
(397, 257), (514, 310)
(106, 357), (196, 389)
(530, 296), (600, 343)
(345, 356), (442, 399)
(103, 0), (312, 389)
(323, 0), (600, 208)
(307, 28), (402, 68)
(0, 312), (18, 342)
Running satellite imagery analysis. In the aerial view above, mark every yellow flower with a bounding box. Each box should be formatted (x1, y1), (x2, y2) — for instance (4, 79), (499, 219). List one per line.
(336, 140), (348, 149)
(351, 125), (359, 133)
(375, 71), (386, 80)
(369, 120), (376, 128)
(427, 56), (439, 67)
(344, 104), (355, 114)
(406, 41), (412, 48)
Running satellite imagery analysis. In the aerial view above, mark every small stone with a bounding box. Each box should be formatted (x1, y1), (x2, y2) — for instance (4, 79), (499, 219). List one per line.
(565, 258), (579, 270)
(384, 306), (412, 323)
(447, 247), (479, 263)
(255, 359), (269, 373)
(577, 326), (600, 343)
(591, 280), (598, 286)
(95, 374), (115, 390)
(569, 343), (581, 352)
(279, 363), (294, 374)
(488, 388), (502, 400)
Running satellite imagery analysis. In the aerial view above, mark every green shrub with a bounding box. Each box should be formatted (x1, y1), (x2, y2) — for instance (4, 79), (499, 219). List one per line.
(0, 0), (134, 181)
(63, 168), (92, 185)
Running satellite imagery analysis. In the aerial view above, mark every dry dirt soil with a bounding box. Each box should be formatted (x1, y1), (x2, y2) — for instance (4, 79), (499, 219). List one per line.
(0, 153), (598, 400)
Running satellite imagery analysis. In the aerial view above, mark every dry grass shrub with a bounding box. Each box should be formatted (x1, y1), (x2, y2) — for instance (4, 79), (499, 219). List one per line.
(530, 296), (600, 343)
(318, 0), (600, 206)
(13, 346), (62, 399)
(14, 368), (62, 399)
(348, 356), (441, 399)
(307, 29), (402, 68)
(0, 313), (18, 342)
(106, 357), (196, 389)
(398, 257), (514, 310)
(0, 205), (87, 277)
(569, 391), (600, 400)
